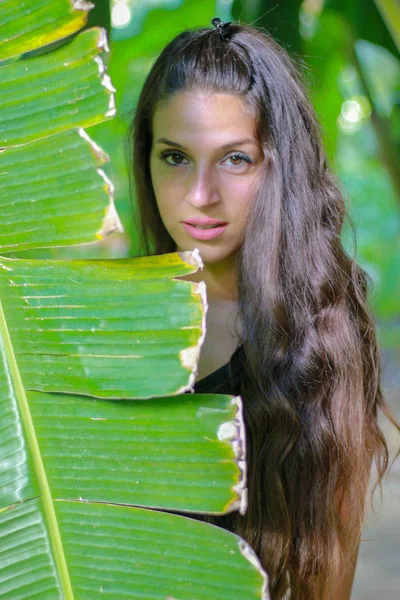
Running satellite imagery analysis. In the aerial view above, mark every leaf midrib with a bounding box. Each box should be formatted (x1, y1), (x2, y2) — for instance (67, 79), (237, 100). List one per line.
(0, 298), (73, 599)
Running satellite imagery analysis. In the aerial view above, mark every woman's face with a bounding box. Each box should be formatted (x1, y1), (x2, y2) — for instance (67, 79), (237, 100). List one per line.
(149, 91), (264, 265)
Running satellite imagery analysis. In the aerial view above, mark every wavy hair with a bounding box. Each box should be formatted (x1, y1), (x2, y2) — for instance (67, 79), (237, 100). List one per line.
(128, 23), (399, 599)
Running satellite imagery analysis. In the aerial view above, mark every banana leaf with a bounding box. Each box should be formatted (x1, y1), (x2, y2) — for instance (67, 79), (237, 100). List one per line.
(0, 2), (269, 598)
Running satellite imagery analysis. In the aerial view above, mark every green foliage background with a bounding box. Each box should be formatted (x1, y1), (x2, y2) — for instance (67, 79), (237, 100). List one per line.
(85, 0), (399, 337)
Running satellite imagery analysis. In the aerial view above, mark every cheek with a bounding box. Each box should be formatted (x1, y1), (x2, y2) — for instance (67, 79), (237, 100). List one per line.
(223, 178), (255, 218)
(151, 176), (186, 223)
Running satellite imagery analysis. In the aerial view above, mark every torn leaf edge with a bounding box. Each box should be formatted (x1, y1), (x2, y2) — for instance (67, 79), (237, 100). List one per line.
(218, 395), (248, 516)
(176, 249), (207, 394)
(177, 279), (207, 393)
(238, 538), (270, 600)
(95, 168), (124, 238)
(78, 127), (124, 239)
(177, 249), (206, 392)
(72, 0), (95, 12)
(177, 248), (204, 271)
(93, 49), (116, 118)
(78, 127), (109, 163)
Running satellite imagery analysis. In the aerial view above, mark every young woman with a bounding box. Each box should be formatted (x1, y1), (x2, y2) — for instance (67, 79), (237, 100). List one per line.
(129, 18), (398, 599)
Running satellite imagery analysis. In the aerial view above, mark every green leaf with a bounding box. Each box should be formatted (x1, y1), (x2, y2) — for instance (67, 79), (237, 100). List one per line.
(56, 501), (267, 600)
(28, 390), (246, 514)
(0, 129), (121, 253)
(0, 253), (205, 398)
(0, 251), (265, 598)
(0, 28), (115, 147)
(374, 0), (400, 52)
(355, 39), (400, 118)
(0, 319), (39, 507)
(0, 499), (268, 599)
(0, 499), (62, 598)
(325, 0), (399, 56)
(0, 0), (92, 62)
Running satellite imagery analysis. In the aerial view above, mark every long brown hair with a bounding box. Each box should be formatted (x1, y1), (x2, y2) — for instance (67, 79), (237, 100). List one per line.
(128, 23), (399, 599)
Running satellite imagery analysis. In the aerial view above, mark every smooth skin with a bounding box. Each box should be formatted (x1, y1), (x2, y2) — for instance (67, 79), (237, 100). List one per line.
(150, 92), (264, 378)
(150, 92), (264, 298)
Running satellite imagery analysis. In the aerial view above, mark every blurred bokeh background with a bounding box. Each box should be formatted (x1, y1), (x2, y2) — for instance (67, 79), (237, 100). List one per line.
(37, 1), (400, 596)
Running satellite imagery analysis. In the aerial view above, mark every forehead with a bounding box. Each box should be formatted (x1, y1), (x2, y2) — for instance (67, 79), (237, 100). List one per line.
(152, 91), (257, 144)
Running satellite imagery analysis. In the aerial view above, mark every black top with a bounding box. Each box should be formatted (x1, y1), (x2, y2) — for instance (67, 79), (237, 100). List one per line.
(192, 344), (244, 396)
(180, 344), (245, 533)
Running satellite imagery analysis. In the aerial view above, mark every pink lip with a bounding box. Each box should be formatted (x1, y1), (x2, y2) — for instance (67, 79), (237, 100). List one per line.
(183, 222), (228, 241)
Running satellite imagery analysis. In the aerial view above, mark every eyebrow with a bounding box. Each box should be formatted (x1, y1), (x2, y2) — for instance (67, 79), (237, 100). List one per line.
(154, 137), (257, 150)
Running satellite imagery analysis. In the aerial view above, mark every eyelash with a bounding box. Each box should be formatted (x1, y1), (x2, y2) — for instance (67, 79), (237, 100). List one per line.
(159, 150), (253, 167)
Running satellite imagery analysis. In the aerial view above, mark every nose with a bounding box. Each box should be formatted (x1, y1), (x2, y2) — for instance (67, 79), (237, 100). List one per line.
(184, 166), (221, 209)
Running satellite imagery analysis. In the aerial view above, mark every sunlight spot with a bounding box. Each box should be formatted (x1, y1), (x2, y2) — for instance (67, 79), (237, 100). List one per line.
(112, 2), (132, 28)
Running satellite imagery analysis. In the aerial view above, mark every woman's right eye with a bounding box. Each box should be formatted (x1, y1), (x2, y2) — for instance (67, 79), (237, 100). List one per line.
(160, 151), (188, 166)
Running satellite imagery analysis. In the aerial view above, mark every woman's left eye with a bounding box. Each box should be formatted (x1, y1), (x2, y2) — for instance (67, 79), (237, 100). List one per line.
(224, 153), (253, 167)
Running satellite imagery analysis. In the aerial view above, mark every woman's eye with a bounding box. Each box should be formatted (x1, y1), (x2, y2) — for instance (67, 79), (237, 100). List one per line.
(160, 151), (187, 166)
(159, 150), (253, 168)
(225, 154), (252, 168)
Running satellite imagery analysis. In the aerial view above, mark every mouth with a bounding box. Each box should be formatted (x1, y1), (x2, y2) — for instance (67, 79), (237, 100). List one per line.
(183, 219), (228, 229)
(185, 224), (223, 229)
(182, 221), (228, 241)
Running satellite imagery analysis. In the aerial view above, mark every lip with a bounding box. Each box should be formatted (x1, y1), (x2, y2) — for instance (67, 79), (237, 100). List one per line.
(183, 218), (227, 226)
(182, 222), (228, 241)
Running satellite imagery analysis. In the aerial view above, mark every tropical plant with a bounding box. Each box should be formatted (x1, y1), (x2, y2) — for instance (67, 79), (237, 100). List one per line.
(0, 1), (268, 598)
